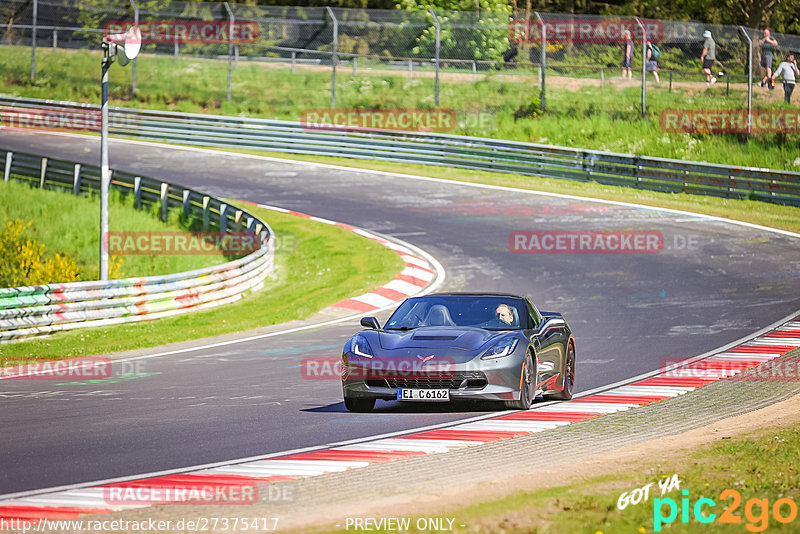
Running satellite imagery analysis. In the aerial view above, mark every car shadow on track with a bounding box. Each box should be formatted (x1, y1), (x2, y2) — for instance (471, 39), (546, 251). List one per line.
(304, 400), (504, 414)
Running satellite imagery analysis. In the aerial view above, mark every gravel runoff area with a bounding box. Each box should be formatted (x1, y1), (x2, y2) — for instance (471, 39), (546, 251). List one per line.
(30, 347), (800, 533)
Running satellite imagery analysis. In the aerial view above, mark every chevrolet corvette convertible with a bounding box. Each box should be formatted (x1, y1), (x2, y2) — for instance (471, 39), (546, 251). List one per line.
(341, 293), (575, 412)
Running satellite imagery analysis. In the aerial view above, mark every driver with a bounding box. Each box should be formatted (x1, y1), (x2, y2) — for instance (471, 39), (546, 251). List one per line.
(495, 304), (514, 326)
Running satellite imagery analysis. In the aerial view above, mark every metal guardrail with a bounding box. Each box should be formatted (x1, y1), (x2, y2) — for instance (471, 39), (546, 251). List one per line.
(1, 95), (797, 206)
(0, 149), (275, 343)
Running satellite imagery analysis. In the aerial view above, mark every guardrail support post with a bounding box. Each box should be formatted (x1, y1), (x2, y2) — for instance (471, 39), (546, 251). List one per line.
(39, 157), (47, 188)
(219, 203), (228, 233)
(203, 196), (210, 230)
(133, 177), (142, 208)
(182, 190), (191, 217)
(73, 163), (81, 195)
(429, 9), (441, 107)
(224, 2), (234, 101)
(353, 56), (357, 76)
(160, 182), (168, 221)
(291, 51), (296, 73)
(4, 152), (12, 182)
(174, 34), (179, 63)
(52, 29), (57, 52)
(408, 59), (413, 81)
(472, 60), (476, 82)
(325, 6), (338, 108)
(534, 12), (546, 111)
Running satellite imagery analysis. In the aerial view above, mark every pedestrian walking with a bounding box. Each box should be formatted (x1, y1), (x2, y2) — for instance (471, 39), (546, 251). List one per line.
(701, 30), (717, 85)
(646, 40), (661, 84)
(622, 30), (634, 80)
(771, 53), (798, 104)
(758, 28), (779, 90)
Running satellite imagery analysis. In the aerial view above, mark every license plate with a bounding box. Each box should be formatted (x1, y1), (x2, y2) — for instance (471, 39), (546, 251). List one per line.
(397, 388), (450, 402)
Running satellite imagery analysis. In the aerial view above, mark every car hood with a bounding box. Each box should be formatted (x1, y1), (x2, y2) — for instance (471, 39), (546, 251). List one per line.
(377, 327), (506, 351)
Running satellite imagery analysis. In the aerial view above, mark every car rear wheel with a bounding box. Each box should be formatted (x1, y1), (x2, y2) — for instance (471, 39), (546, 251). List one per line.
(506, 351), (535, 410)
(551, 342), (575, 400)
(344, 396), (376, 412)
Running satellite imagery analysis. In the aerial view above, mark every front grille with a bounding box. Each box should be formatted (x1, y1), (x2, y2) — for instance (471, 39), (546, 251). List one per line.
(366, 371), (487, 390)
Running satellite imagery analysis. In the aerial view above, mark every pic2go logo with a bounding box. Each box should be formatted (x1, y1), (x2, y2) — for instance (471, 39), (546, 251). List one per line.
(654, 489), (798, 532)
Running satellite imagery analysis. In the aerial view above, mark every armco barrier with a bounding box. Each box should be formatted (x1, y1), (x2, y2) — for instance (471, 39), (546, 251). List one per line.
(1, 95), (798, 206)
(0, 149), (274, 343)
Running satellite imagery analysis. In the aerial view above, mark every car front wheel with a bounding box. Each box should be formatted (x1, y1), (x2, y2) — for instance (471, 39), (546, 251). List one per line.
(506, 351), (535, 410)
(344, 396), (376, 412)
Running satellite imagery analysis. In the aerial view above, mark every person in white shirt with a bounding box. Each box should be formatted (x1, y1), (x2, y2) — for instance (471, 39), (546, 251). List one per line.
(771, 53), (798, 104)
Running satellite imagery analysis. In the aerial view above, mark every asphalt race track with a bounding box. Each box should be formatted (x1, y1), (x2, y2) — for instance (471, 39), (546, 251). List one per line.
(1, 132), (799, 495)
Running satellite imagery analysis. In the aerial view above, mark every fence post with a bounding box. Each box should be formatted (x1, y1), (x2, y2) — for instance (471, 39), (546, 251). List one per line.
(408, 58), (413, 80)
(224, 2), (234, 101)
(738, 26), (753, 135)
(134, 177), (142, 208)
(326, 6), (338, 108)
(291, 51), (296, 73)
(601, 67), (604, 88)
(472, 60), (476, 82)
(202, 196), (210, 230)
(535, 12), (546, 111)
(129, 0), (138, 97)
(669, 71), (672, 92)
(39, 157), (47, 188)
(235, 44), (239, 67)
(52, 29), (57, 52)
(219, 203), (228, 233)
(636, 17), (646, 119)
(4, 152), (12, 182)
(30, 0), (37, 80)
(182, 189), (191, 216)
(73, 163), (81, 195)
(160, 182), (168, 222)
(429, 9), (440, 107)
(174, 33), (179, 63)
(353, 56), (357, 76)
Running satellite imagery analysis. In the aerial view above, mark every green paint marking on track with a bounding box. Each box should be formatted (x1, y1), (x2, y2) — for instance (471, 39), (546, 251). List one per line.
(56, 372), (162, 386)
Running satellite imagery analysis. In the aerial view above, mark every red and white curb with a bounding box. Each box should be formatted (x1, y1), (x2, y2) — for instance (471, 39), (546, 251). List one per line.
(248, 203), (438, 314)
(2, 315), (797, 523)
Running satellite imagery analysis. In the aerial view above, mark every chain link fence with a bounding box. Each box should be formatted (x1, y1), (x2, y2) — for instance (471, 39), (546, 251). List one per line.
(2, 1), (800, 122)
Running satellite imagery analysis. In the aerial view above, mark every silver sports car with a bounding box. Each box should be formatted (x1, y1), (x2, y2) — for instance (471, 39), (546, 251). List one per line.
(341, 293), (575, 412)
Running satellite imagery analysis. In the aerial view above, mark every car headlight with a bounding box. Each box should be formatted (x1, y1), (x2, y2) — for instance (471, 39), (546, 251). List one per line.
(481, 337), (519, 360)
(351, 334), (374, 358)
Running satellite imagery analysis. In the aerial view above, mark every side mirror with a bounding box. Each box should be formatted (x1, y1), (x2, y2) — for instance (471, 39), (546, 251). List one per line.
(535, 317), (565, 336)
(360, 317), (381, 330)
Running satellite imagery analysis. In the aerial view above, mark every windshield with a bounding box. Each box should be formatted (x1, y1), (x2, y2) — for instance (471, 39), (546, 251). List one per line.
(384, 295), (530, 331)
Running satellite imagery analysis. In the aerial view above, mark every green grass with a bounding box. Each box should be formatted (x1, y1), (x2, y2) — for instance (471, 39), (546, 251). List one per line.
(201, 148), (800, 235)
(0, 202), (404, 359)
(2, 46), (799, 171)
(0, 178), (225, 281)
(302, 422), (800, 533)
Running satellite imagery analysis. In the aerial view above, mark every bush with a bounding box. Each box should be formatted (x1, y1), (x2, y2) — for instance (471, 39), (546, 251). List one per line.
(0, 219), (81, 287)
(514, 95), (543, 120)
